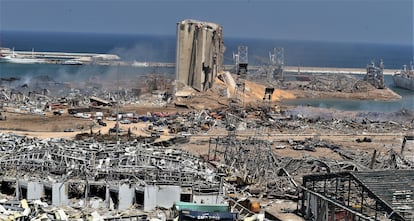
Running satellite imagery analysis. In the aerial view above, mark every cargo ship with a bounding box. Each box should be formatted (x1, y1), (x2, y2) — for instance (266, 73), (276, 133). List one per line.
(393, 62), (414, 91)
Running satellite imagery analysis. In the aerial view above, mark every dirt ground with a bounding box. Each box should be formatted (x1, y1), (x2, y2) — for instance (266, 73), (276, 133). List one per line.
(0, 103), (192, 138)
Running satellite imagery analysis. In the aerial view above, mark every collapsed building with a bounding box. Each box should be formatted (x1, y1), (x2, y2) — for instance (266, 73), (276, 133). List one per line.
(0, 134), (223, 218)
(175, 19), (225, 92)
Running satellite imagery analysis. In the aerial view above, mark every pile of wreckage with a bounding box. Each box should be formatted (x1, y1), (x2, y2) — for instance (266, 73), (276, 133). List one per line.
(0, 74), (174, 117)
(150, 106), (413, 137)
(1, 129), (411, 219)
(0, 102), (413, 220)
(298, 74), (374, 93)
(205, 135), (413, 200)
(0, 133), (223, 220)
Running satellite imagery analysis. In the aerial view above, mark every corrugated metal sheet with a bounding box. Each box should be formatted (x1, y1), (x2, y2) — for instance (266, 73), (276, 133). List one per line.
(352, 170), (414, 217)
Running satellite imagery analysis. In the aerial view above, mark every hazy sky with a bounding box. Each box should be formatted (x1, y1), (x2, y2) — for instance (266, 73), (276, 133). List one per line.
(0, 0), (413, 45)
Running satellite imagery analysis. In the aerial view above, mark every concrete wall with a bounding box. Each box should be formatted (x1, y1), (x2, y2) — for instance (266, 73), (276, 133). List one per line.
(27, 182), (44, 200)
(52, 183), (69, 206)
(176, 19), (224, 92)
(119, 184), (135, 210)
(156, 185), (181, 208)
(144, 185), (181, 211)
(144, 185), (157, 211)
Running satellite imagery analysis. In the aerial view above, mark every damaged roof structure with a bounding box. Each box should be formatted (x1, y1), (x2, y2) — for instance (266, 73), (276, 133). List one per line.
(300, 170), (414, 221)
(0, 134), (223, 219)
(175, 19), (225, 92)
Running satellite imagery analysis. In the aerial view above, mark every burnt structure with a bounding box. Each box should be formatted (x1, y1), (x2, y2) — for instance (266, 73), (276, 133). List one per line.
(299, 170), (414, 221)
(364, 60), (385, 89)
(269, 47), (284, 81)
(234, 46), (248, 79)
(0, 135), (222, 212)
(175, 19), (225, 92)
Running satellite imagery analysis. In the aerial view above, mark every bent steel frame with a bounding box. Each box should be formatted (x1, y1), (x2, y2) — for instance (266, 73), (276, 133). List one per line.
(299, 170), (414, 221)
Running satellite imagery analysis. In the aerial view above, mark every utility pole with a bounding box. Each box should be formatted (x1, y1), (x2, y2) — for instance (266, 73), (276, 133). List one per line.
(116, 64), (120, 142)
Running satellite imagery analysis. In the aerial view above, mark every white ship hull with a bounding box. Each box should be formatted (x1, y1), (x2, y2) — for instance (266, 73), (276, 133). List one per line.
(0, 56), (45, 64)
(393, 63), (414, 91)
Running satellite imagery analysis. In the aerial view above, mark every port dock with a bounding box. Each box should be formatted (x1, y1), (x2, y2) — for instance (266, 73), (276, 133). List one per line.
(223, 65), (398, 75)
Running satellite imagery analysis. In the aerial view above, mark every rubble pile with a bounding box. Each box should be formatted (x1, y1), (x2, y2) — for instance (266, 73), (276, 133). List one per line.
(0, 74), (173, 116)
(1, 69), (412, 220)
(208, 135), (413, 200)
(0, 198), (150, 220)
(268, 73), (376, 93)
(212, 137), (298, 198)
(0, 133), (217, 185)
(303, 74), (374, 92)
(0, 132), (223, 219)
(149, 105), (413, 139)
(280, 106), (414, 133)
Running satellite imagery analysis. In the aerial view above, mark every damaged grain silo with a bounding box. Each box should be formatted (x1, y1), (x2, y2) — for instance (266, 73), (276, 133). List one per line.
(175, 19), (225, 92)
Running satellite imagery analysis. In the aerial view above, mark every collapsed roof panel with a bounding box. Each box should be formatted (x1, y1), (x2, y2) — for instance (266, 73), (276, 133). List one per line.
(302, 170), (414, 220)
(352, 170), (414, 218)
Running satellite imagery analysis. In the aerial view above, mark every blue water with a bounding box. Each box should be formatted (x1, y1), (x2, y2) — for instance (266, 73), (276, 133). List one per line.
(0, 30), (413, 112)
(284, 75), (414, 112)
(1, 31), (412, 68)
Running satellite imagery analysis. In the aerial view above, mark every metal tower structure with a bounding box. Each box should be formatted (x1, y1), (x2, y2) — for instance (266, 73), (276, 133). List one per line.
(233, 82), (245, 106)
(233, 46), (248, 79)
(231, 45), (248, 109)
(364, 59), (385, 89)
(261, 87), (274, 114)
(269, 47), (284, 81)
